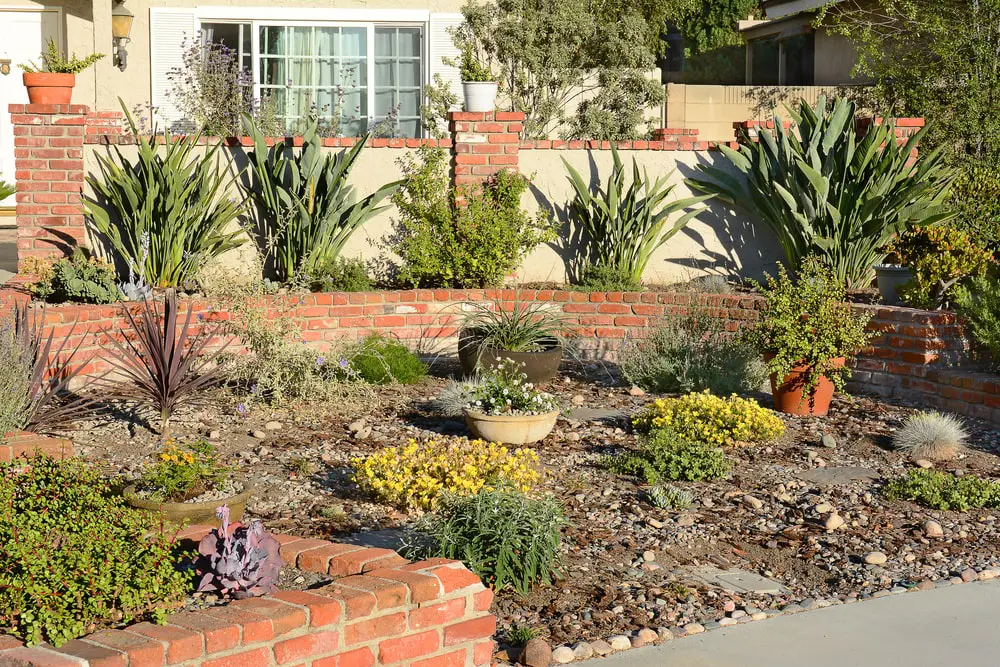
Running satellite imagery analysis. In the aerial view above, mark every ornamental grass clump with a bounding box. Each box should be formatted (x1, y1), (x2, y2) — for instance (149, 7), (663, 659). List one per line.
(892, 411), (968, 462)
(605, 427), (731, 483)
(351, 436), (540, 510)
(633, 391), (785, 446)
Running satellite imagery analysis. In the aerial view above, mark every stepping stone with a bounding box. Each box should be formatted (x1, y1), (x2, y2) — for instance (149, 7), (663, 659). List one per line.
(681, 566), (788, 595)
(563, 407), (625, 422)
(340, 528), (406, 551)
(796, 467), (880, 485)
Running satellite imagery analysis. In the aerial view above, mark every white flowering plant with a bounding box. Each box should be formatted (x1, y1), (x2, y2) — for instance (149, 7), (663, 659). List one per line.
(467, 358), (559, 416)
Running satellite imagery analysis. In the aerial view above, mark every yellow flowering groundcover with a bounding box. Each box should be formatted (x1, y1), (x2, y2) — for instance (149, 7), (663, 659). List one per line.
(633, 391), (785, 446)
(352, 437), (540, 510)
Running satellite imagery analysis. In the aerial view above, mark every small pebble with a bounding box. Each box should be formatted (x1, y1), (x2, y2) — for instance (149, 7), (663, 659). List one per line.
(864, 552), (888, 565)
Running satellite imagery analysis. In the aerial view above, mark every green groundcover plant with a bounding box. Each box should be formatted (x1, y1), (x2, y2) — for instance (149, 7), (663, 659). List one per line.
(605, 426), (732, 483)
(884, 469), (1000, 511)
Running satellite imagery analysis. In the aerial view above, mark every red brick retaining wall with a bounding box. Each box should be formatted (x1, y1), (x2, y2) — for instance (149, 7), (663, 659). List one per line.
(0, 526), (495, 667)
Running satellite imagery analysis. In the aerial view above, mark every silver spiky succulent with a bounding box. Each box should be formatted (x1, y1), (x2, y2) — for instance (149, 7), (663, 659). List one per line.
(196, 505), (281, 599)
(645, 484), (694, 510)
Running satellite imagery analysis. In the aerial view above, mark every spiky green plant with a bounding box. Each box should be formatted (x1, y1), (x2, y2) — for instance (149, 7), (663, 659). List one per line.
(688, 96), (957, 290)
(563, 145), (710, 285)
(459, 300), (567, 353)
(85, 102), (245, 288)
(242, 117), (399, 282)
(0, 180), (15, 201)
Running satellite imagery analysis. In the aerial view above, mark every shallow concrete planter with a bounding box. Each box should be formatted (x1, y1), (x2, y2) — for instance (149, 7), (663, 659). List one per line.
(463, 408), (559, 444)
(22, 72), (75, 104)
(458, 329), (563, 383)
(123, 482), (253, 526)
(462, 81), (498, 112)
(875, 264), (913, 305)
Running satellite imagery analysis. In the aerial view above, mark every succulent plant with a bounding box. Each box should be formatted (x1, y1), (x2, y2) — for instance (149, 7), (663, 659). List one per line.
(196, 505), (281, 599)
(645, 484), (694, 510)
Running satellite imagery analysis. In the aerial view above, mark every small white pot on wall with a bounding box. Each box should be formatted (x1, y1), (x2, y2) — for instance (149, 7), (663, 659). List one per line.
(462, 81), (498, 113)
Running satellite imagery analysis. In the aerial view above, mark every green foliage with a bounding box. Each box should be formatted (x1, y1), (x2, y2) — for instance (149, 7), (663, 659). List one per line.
(633, 391), (785, 445)
(884, 469), (1000, 511)
(404, 488), (566, 595)
(242, 119), (398, 283)
(689, 97), (957, 290)
(421, 74), (460, 139)
(28, 248), (119, 304)
(0, 454), (190, 646)
(946, 162), (1000, 252)
(0, 320), (32, 437)
(645, 483), (694, 510)
(508, 625), (540, 644)
(751, 258), (873, 397)
(618, 313), (767, 395)
(0, 181), (14, 200)
(85, 103), (245, 288)
(138, 440), (226, 502)
(452, 42), (493, 82)
(673, 0), (760, 55)
(891, 226), (994, 310)
(389, 147), (554, 288)
(305, 256), (374, 292)
(459, 300), (566, 353)
(346, 334), (426, 385)
(567, 69), (664, 141)
(576, 262), (641, 291)
(564, 145), (709, 286)
(954, 275), (1000, 366)
(20, 38), (103, 74)
(605, 427), (731, 484)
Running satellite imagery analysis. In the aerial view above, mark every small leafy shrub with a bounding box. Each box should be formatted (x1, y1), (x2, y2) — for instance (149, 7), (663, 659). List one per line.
(404, 488), (565, 594)
(306, 256), (374, 292)
(633, 391), (785, 446)
(346, 334), (426, 385)
(884, 469), (1000, 511)
(606, 427), (731, 483)
(946, 162), (1000, 252)
(575, 261), (641, 291)
(460, 300), (567, 353)
(892, 412), (968, 462)
(954, 275), (1000, 366)
(390, 147), (555, 288)
(20, 38), (103, 73)
(352, 437), (540, 510)
(645, 484), (694, 510)
(0, 454), (189, 646)
(618, 314), (767, 395)
(891, 226), (994, 309)
(751, 258), (872, 398)
(196, 505), (280, 599)
(469, 359), (559, 415)
(137, 439), (227, 501)
(28, 248), (119, 304)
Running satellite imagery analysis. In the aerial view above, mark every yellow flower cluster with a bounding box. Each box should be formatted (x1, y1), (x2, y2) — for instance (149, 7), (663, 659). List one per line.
(351, 437), (541, 510)
(158, 443), (196, 466)
(633, 391), (785, 446)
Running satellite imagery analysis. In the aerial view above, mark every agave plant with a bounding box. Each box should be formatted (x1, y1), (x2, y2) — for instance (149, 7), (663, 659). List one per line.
(241, 116), (399, 282)
(196, 505), (281, 599)
(688, 96), (957, 290)
(85, 102), (245, 288)
(105, 289), (228, 438)
(563, 145), (711, 286)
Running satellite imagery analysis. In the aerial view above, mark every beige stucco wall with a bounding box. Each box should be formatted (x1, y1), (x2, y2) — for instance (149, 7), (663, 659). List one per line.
(813, 31), (864, 86)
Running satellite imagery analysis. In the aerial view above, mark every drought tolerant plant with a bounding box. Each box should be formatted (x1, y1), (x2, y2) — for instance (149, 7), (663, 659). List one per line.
(459, 300), (567, 353)
(508, 625), (540, 644)
(633, 391), (785, 446)
(605, 426), (731, 483)
(884, 469), (1000, 511)
(86, 104), (245, 288)
(429, 379), (481, 418)
(196, 505), (281, 599)
(953, 276), (1000, 367)
(688, 96), (957, 290)
(563, 146), (710, 288)
(890, 226), (994, 310)
(27, 248), (120, 305)
(645, 483), (694, 510)
(946, 162), (1000, 253)
(0, 320), (32, 438)
(618, 313), (767, 395)
(0, 454), (190, 646)
(242, 118), (397, 283)
(352, 436), (540, 510)
(305, 256), (374, 292)
(345, 334), (427, 385)
(389, 147), (555, 288)
(750, 258), (872, 399)
(106, 289), (229, 439)
(136, 439), (228, 501)
(0, 181), (14, 201)
(892, 412), (968, 463)
(404, 487), (566, 594)
(20, 38), (103, 73)
(468, 358), (559, 415)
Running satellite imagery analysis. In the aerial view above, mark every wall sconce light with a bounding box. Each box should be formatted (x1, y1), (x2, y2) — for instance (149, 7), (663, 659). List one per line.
(0, 60), (11, 76)
(111, 0), (134, 71)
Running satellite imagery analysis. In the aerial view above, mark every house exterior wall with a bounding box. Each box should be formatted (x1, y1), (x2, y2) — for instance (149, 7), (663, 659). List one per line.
(813, 31), (863, 85)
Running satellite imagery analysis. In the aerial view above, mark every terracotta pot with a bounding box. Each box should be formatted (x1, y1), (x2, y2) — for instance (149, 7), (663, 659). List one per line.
(767, 357), (845, 417)
(463, 408), (560, 445)
(23, 72), (75, 104)
(458, 329), (563, 383)
(123, 483), (253, 526)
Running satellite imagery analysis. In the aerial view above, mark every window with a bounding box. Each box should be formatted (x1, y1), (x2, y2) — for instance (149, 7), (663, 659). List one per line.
(375, 27), (422, 138)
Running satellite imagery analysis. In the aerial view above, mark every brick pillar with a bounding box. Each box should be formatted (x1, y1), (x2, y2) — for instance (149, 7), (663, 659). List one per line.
(448, 111), (523, 188)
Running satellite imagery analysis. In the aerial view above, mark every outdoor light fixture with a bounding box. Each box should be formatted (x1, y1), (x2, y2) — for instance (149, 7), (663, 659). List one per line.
(111, 0), (134, 71)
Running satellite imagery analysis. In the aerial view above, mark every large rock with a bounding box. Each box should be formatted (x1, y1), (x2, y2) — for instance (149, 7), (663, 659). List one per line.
(521, 639), (552, 667)
(551, 646), (575, 664)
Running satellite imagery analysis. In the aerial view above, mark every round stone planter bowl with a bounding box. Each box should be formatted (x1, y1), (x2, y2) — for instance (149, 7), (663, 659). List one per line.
(123, 482), (254, 526)
(463, 408), (560, 445)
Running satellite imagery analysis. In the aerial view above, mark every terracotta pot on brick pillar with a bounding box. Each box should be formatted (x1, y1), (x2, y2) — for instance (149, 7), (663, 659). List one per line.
(766, 355), (845, 417)
(22, 72), (75, 104)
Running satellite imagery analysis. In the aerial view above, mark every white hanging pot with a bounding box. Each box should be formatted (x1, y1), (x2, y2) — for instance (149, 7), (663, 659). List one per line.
(462, 81), (498, 113)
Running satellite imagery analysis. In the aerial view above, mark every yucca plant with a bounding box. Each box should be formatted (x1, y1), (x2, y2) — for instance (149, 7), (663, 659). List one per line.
(85, 102), (245, 288)
(563, 145), (711, 286)
(688, 96), (957, 290)
(241, 116), (399, 282)
(106, 289), (228, 439)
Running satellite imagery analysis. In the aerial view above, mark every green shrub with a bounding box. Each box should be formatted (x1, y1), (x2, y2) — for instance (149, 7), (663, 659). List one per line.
(306, 256), (373, 292)
(389, 147), (555, 288)
(347, 334), (426, 385)
(618, 313), (767, 395)
(20, 38), (103, 74)
(946, 161), (1000, 252)
(690, 96), (957, 290)
(954, 275), (1000, 366)
(575, 261), (640, 291)
(28, 248), (120, 304)
(404, 488), (565, 594)
(137, 440), (226, 501)
(884, 469), (1000, 511)
(564, 146), (709, 286)
(891, 226), (994, 309)
(605, 427), (732, 483)
(0, 454), (190, 646)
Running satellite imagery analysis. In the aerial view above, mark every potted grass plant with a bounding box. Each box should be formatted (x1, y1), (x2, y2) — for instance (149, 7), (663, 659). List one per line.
(20, 38), (104, 104)
(462, 359), (560, 444)
(458, 300), (566, 383)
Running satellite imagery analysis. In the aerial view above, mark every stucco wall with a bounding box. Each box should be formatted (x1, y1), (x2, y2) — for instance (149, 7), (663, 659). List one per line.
(813, 32), (866, 86)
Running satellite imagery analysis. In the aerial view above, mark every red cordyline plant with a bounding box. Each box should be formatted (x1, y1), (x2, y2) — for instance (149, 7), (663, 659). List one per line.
(106, 289), (228, 439)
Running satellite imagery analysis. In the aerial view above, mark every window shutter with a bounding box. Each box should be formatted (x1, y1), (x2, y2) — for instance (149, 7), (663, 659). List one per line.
(428, 13), (463, 109)
(149, 8), (197, 128)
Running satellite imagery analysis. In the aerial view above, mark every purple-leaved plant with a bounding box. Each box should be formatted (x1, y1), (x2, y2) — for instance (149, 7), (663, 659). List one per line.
(195, 505), (281, 599)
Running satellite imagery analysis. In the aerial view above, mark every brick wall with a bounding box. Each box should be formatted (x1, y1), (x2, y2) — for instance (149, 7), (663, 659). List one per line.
(449, 111), (523, 187)
(0, 526), (495, 667)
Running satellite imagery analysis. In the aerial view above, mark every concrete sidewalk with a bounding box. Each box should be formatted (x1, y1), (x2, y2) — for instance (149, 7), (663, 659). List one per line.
(583, 580), (1000, 667)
